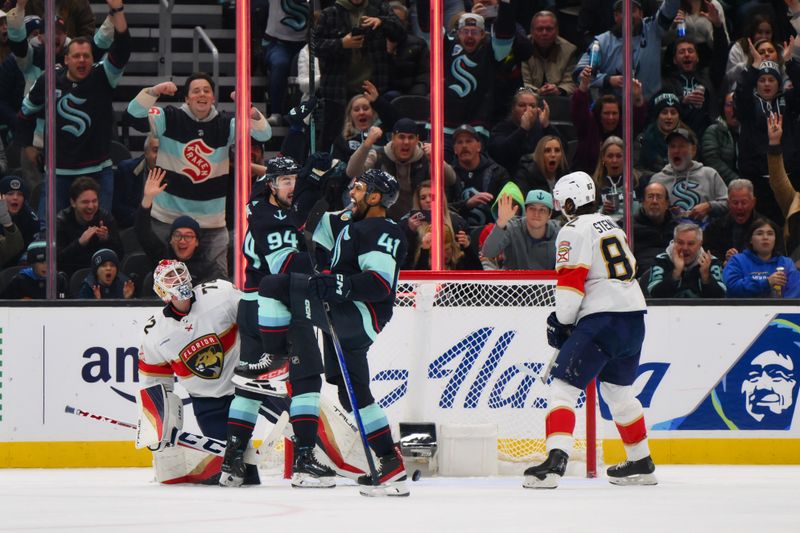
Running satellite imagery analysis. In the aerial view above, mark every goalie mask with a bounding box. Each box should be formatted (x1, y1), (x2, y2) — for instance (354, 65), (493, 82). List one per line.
(153, 260), (193, 302)
(552, 171), (595, 217)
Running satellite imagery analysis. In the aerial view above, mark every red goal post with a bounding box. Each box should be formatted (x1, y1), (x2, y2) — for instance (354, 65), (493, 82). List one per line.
(366, 270), (598, 477)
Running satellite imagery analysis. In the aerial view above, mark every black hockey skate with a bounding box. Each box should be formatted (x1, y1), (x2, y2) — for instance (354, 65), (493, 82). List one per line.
(358, 447), (409, 497)
(523, 449), (568, 489)
(232, 353), (289, 397)
(291, 446), (336, 488)
(219, 435), (247, 487)
(607, 456), (657, 486)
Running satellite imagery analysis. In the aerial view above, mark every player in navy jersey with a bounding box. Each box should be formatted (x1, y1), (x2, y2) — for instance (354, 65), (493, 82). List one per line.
(523, 171), (657, 489)
(225, 169), (409, 496)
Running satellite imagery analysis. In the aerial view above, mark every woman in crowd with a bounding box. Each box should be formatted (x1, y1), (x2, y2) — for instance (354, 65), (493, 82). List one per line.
(726, 14), (780, 86)
(330, 81), (399, 162)
(635, 92), (686, 179)
(571, 66), (646, 174)
(592, 136), (640, 229)
(513, 135), (568, 196)
(724, 218), (800, 297)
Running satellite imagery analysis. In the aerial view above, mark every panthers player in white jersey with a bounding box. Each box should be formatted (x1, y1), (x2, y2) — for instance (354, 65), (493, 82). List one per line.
(523, 171), (657, 489)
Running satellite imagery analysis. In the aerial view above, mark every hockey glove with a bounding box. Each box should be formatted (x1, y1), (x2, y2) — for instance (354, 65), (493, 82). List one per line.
(546, 312), (572, 349)
(309, 273), (352, 302)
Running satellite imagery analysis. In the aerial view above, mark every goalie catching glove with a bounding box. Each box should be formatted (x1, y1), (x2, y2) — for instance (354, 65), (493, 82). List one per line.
(546, 312), (572, 349)
(135, 383), (183, 451)
(309, 272), (352, 302)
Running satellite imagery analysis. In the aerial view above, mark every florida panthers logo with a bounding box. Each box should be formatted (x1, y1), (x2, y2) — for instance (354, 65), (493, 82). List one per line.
(180, 334), (224, 379)
(182, 140), (214, 182)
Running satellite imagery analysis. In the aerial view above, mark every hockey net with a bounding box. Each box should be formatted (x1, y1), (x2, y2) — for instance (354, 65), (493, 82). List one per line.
(366, 271), (599, 476)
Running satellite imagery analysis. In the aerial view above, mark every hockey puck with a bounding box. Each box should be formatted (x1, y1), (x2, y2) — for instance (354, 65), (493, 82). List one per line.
(412, 469), (422, 482)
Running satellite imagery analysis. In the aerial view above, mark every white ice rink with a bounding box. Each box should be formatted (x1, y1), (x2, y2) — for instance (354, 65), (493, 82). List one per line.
(1, 466), (798, 533)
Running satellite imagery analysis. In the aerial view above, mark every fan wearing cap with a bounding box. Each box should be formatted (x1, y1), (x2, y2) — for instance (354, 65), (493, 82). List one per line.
(572, 0), (680, 101)
(734, 44), (800, 225)
(482, 188), (559, 270)
(77, 248), (134, 299)
(135, 168), (220, 284)
(0, 9), (8, 62)
(21, 0), (96, 39)
(16, 0), (130, 214)
(650, 127), (728, 223)
(635, 92), (687, 177)
(0, 175), (40, 257)
(0, 185), (24, 269)
(1, 241), (57, 299)
(416, 0), (526, 148)
(346, 118), (456, 220)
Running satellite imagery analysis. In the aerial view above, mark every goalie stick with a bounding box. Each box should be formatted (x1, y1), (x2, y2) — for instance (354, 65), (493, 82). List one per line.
(65, 405), (289, 465)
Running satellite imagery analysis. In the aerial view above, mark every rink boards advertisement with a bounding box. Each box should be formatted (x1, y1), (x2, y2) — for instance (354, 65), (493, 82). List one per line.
(1, 304), (799, 467)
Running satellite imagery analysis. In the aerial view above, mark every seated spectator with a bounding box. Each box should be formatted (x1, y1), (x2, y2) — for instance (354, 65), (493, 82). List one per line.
(661, 36), (724, 142)
(346, 119), (455, 221)
(571, 66), (646, 173)
(2, 241), (52, 299)
(481, 189), (559, 270)
(112, 134), (157, 229)
(56, 176), (122, 278)
(723, 218), (800, 298)
(521, 10), (577, 97)
(126, 74), (271, 279)
(24, 0), (96, 39)
(0, 134), (6, 176)
(662, 1), (728, 52)
(734, 50), (800, 225)
(572, 0), (680, 101)
(644, 222), (726, 298)
(488, 87), (559, 175)
(634, 92), (685, 179)
(513, 134), (567, 196)
(766, 114), (800, 262)
(703, 179), (767, 264)
(0, 9), (8, 63)
(633, 182), (677, 276)
(77, 248), (134, 299)
(261, 0), (309, 126)
(330, 81), (399, 162)
(136, 168), (222, 284)
(449, 124), (509, 229)
(591, 136), (639, 229)
(385, 1), (429, 99)
(701, 92), (740, 185)
(0, 190), (24, 268)
(410, 222), (482, 271)
(649, 127), (728, 224)
(0, 175), (39, 262)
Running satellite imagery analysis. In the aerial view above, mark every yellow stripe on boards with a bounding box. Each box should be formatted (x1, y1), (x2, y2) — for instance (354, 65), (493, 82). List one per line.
(602, 439), (800, 465)
(0, 442), (152, 468)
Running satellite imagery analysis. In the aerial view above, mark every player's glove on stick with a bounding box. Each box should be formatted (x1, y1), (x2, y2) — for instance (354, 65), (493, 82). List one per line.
(310, 273), (352, 302)
(546, 312), (572, 349)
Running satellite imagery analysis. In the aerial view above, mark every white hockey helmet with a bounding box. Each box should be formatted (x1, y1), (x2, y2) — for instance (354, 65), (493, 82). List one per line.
(153, 259), (193, 302)
(552, 171), (596, 216)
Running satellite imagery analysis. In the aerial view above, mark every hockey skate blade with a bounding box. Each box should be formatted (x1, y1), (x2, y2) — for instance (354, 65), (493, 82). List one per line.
(358, 481), (410, 497)
(608, 473), (658, 486)
(231, 374), (288, 397)
(523, 473), (561, 489)
(219, 473), (244, 487)
(291, 473), (336, 489)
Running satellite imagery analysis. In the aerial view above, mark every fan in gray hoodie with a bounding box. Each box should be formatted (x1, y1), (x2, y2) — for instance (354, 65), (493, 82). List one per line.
(649, 128), (728, 225)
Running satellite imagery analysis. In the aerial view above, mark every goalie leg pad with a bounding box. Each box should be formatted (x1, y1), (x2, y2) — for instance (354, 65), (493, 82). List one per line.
(136, 384), (183, 450)
(154, 445), (222, 484)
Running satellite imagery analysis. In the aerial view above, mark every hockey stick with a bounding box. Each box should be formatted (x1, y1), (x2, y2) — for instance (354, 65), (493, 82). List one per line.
(65, 405), (289, 466)
(303, 199), (381, 487)
(540, 348), (559, 384)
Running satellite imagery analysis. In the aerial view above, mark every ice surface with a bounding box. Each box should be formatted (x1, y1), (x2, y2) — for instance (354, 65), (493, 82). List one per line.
(0, 466), (797, 532)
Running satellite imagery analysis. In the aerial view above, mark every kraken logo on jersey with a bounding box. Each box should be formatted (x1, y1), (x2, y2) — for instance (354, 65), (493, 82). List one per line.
(331, 226), (351, 268)
(57, 93), (91, 137)
(182, 139), (214, 183)
(280, 0), (308, 31)
(449, 56), (478, 97)
(671, 181), (701, 212)
(179, 334), (225, 379)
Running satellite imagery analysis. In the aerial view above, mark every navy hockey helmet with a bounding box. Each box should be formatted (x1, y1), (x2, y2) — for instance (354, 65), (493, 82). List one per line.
(265, 156), (300, 183)
(357, 169), (399, 208)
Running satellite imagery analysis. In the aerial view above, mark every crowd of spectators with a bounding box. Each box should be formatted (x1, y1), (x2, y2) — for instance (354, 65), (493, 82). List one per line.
(1, 0), (800, 301)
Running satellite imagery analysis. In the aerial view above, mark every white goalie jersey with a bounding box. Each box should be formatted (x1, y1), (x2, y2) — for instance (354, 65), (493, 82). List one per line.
(554, 214), (646, 325)
(138, 280), (241, 398)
